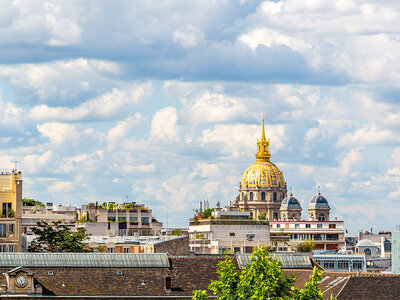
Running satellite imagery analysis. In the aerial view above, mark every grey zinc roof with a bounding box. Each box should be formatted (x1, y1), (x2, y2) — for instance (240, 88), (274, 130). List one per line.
(236, 253), (313, 269)
(0, 253), (170, 268)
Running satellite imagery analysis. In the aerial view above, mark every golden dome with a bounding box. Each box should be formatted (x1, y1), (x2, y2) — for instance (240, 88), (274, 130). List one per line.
(240, 116), (285, 188)
(240, 161), (285, 188)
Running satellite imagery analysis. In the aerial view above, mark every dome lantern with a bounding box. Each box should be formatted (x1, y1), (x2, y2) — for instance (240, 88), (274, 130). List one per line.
(256, 114), (271, 162)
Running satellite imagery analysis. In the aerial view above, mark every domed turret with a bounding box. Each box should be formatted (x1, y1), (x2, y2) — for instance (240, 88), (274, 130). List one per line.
(280, 192), (302, 221)
(308, 189), (330, 221)
(309, 192), (330, 208)
(235, 115), (287, 221)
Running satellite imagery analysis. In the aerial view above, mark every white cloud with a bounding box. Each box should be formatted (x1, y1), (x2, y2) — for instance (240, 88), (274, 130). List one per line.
(173, 26), (204, 48)
(336, 125), (400, 147)
(30, 83), (152, 122)
(199, 123), (286, 159)
(47, 180), (73, 193)
(44, 3), (81, 46)
(179, 91), (252, 124)
(0, 59), (122, 104)
(150, 106), (182, 142)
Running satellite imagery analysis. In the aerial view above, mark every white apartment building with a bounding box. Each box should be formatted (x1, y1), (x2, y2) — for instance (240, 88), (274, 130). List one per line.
(189, 207), (270, 254)
(270, 220), (345, 252)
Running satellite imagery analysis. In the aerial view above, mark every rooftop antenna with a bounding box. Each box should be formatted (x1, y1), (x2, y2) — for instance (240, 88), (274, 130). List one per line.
(317, 185), (321, 194)
(13, 160), (18, 172)
(166, 206), (169, 232)
(290, 187), (293, 196)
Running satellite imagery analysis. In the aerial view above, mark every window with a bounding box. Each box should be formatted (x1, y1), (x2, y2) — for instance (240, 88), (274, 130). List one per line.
(2, 203), (12, 217)
(234, 247), (241, 253)
(0, 245), (5, 252)
(318, 214), (325, 221)
(353, 261), (363, 271)
(295, 224), (299, 228)
(8, 245), (14, 252)
(261, 192), (266, 201)
(317, 224), (322, 228)
(118, 217), (126, 222)
(364, 248), (371, 256)
(141, 217), (149, 225)
(314, 234), (323, 241)
(305, 224), (311, 228)
(245, 246), (253, 253)
(329, 224), (336, 228)
(323, 260), (335, 270)
(229, 232), (235, 237)
(273, 192), (277, 201)
(249, 192), (254, 201)
(273, 212), (278, 220)
(48, 271), (54, 276)
(326, 234), (338, 241)
(123, 248), (129, 253)
(0, 224), (5, 236)
(130, 217), (138, 225)
(276, 224), (280, 228)
(8, 224), (14, 234)
(107, 248), (114, 253)
(338, 261), (349, 271)
(107, 216), (116, 222)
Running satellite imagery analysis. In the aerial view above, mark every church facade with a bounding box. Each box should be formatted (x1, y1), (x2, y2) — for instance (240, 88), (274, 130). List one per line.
(234, 117), (331, 222)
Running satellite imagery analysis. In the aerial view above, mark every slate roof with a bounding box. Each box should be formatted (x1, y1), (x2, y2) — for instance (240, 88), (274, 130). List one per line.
(0, 253), (398, 299)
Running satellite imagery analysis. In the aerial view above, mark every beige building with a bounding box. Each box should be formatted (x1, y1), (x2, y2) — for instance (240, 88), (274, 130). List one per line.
(76, 202), (163, 236)
(86, 235), (188, 255)
(0, 171), (22, 252)
(22, 203), (77, 234)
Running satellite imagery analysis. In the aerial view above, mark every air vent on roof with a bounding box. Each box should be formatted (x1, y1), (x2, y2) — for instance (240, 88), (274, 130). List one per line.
(48, 271), (54, 276)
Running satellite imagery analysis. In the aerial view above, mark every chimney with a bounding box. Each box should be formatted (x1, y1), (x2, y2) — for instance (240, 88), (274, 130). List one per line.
(164, 276), (171, 293)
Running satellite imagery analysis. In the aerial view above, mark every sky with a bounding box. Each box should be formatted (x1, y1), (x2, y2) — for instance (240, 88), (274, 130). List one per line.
(1, 0), (400, 232)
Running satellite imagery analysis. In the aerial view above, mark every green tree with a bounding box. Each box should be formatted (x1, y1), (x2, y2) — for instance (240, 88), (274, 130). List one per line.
(193, 245), (329, 300)
(172, 229), (182, 236)
(193, 290), (208, 300)
(296, 240), (316, 252)
(29, 221), (91, 253)
(22, 198), (45, 206)
(258, 212), (266, 220)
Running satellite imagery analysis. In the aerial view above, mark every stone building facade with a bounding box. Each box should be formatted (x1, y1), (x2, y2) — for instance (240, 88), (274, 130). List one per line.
(0, 170), (22, 252)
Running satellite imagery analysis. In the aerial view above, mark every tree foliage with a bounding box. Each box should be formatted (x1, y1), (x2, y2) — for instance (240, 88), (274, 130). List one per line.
(172, 229), (182, 236)
(29, 221), (91, 253)
(296, 240), (316, 253)
(22, 198), (45, 206)
(193, 245), (329, 300)
(258, 212), (266, 220)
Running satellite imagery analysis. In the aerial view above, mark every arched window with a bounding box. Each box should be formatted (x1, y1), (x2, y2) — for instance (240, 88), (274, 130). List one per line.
(273, 192), (277, 202)
(318, 214), (325, 221)
(250, 192), (254, 201)
(241, 192), (244, 200)
(261, 192), (266, 201)
(364, 248), (371, 256)
(264, 146), (267, 151)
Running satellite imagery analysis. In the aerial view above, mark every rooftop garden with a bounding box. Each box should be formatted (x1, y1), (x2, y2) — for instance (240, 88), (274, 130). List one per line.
(22, 198), (45, 206)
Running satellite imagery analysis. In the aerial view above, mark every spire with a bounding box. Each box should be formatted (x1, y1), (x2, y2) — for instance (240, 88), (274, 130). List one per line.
(256, 114), (271, 162)
(261, 113), (266, 140)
